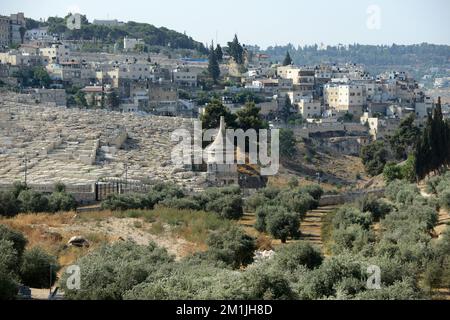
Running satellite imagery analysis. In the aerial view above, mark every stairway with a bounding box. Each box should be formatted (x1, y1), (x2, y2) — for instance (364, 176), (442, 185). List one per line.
(299, 206), (337, 248)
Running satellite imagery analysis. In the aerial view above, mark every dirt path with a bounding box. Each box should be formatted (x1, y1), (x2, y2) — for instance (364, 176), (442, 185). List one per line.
(418, 184), (449, 239)
(299, 206), (337, 248)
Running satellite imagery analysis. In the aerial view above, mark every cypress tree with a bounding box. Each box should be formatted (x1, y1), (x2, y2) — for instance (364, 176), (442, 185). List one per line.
(227, 34), (244, 65)
(415, 97), (450, 179)
(208, 42), (220, 84)
(215, 44), (223, 62)
(283, 51), (293, 66)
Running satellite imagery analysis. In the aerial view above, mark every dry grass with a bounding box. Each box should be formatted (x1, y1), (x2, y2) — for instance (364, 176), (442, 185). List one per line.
(0, 207), (235, 266)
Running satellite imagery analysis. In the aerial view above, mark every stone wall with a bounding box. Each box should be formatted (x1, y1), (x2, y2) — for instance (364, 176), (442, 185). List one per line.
(319, 189), (385, 206)
(0, 183), (96, 204)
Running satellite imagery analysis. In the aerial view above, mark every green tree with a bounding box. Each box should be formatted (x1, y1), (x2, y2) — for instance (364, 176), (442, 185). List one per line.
(236, 102), (268, 131)
(383, 162), (403, 182)
(200, 99), (237, 130)
(74, 90), (88, 107)
(0, 191), (20, 217)
(19, 26), (27, 44)
(264, 206), (300, 243)
(361, 141), (389, 176)
(280, 95), (293, 124)
(17, 190), (49, 213)
(32, 67), (51, 88)
(388, 114), (421, 160)
(282, 51), (292, 66)
(207, 42), (220, 84)
(215, 44), (223, 61)
(207, 227), (256, 269)
(227, 34), (244, 65)
(61, 242), (174, 300)
(0, 225), (27, 258)
(415, 98), (450, 179)
(20, 247), (59, 289)
(279, 129), (297, 159)
(48, 192), (77, 212)
(106, 91), (120, 110)
(274, 242), (323, 270)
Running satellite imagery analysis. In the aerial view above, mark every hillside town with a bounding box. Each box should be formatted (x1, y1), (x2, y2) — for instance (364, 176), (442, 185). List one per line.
(0, 7), (450, 304)
(1, 12), (449, 193)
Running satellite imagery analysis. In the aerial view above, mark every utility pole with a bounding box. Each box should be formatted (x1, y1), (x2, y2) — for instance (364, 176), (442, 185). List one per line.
(23, 156), (29, 185)
(124, 161), (128, 192)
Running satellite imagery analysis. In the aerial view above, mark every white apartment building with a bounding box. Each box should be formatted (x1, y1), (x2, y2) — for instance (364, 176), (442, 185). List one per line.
(124, 37), (144, 51)
(360, 113), (398, 140)
(287, 91), (304, 104)
(297, 97), (322, 118)
(324, 83), (366, 116)
(172, 68), (198, 87)
(99, 63), (155, 87)
(39, 43), (71, 64)
(25, 27), (52, 41)
(277, 65), (300, 80)
(415, 96), (434, 120)
(0, 51), (41, 66)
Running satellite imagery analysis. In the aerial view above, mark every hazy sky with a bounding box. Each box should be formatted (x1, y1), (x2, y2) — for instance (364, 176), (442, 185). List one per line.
(1, 0), (449, 48)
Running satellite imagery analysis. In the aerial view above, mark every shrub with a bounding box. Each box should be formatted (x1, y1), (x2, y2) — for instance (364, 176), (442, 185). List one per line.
(332, 224), (374, 254)
(276, 188), (316, 218)
(0, 267), (18, 300)
(287, 177), (299, 188)
(274, 242), (323, 270)
(302, 184), (324, 202)
(206, 195), (243, 220)
(439, 188), (450, 210)
(17, 190), (49, 213)
(123, 261), (241, 300)
(265, 207), (300, 243)
(332, 206), (373, 230)
(360, 141), (388, 176)
(255, 205), (275, 232)
(101, 193), (152, 211)
(383, 163), (403, 182)
(48, 192), (77, 212)
(357, 194), (392, 221)
(297, 254), (365, 299)
(396, 186), (420, 206)
(385, 179), (406, 201)
(11, 182), (28, 198)
(239, 264), (296, 300)
(400, 155), (417, 183)
(355, 278), (424, 300)
(245, 192), (268, 213)
(0, 240), (19, 273)
(54, 182), (66, 193)
(61, 242), (174, 300)
(0, 191), (20, 217)
(207, 227), (256, 269)
(0, 225), (27, 258)
(245, 187), (279, 213)
(159, 197), (202, 211)
(20, 247), (59, 289)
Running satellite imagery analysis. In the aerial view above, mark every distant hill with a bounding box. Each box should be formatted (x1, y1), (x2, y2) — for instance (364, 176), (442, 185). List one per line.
(25, 15), (207, 53)
(260, 43), (450, 76)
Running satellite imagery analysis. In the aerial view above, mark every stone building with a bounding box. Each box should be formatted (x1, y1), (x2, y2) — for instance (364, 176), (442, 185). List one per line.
(204, 116), (239, 186)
